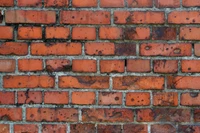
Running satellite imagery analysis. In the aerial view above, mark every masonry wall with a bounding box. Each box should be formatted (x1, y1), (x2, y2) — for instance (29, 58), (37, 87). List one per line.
(0, 0), (200, 132)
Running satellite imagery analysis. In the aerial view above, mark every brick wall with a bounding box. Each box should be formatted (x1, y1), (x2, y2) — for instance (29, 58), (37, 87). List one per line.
(0, 0), (200, 132)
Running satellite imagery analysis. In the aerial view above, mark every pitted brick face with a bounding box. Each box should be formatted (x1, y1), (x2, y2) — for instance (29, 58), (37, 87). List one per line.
(1, 0), (200, 132)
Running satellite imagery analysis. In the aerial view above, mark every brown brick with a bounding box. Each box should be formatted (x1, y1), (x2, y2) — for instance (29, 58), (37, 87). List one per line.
(151, 124), (176, 133)
(154, 60), (178, 73)
(127, 0), (152, 7)
(153, 92), (178, 106)
(42, 125), (67, 133)
(0, 59), (15, 72)
(70, 124), (95, 133)
(152, 27), (177, 40)
(124, 124), (148, 133)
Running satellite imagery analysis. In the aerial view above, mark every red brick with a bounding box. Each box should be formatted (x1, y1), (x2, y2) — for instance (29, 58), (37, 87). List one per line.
(136, 109), (154, 122)
(98, 92), (122, 105)
(100, 60), (125, 73)
(194, 109), (200, 122)
(44, 0), (68, 7)
(70, 124), (95, 133)
(18, 27), (42, 40)
(195, 44), (200, 56)
(151, 124), (176, 133)
(100, 0), (124, 7)
(6, 10), (56, 24)
(127, 59), (151, 72)
(0, 59), (15, 72)
(113, 76), (164, 90)
(0, 42), (28, 55)
(0, 92), (15, 105)
(46, 59), (71, 72)
(3, 75), (55, 89)
(72, 60), (97, 73)
(124, 124), (148, 133)
(153, 92), (178, 106)
(154, 60), (178, 73)
(85, 42), (115, 56)
(59, 76), (109, 89)
(99, 27), (123, 40)
(72, 92), (95, 105)
(82, 108), (134, 122)
(114, 11), (165, 24)
(26, 108), (78, 122)
(182, 60), (200, 72)
(140, 43), (192, 57)
(31, 42), (82, 56)
(168, 11), (200, 24)
(127, 0), (153, 7)
(126, 92), (150, 106)
(180, 27), (200, 40)
(155, 0), (180, 8)
(178, 125), (200, 133)
(14, 124), (38, 133)
(72, 27), (96, 40)
(0, 124), (9, 133)
(182, 0), (200, 7)
(18, 0), (42, 7)
(115, 43), (136, 56)
(45, 27), (70, 39)
(42, 125), (67, 133)
(0, 108), (22, 121)
(98, 125), (121, 133)
(152, 27), (177, 40)
(44, 92), (68, 104)
(17, 91), (42, 104)
(18, 59), (43, 72)
(72, 0), (97, 7)
(0, 0), (14, 6)
(168, 76), (200, 90)
(124, 27), (150, 40)
(181, 93), (200, 106)
(60, 11), (110, 24)
(0, 26), (13, 40)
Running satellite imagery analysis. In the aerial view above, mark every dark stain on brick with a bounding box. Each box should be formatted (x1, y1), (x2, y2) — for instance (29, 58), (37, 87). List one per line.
(115, 43), (136, 56)
(124, 28), (138, 40)
(152, 27), (177, 40)
(76, 77), (96, 85)
(190, 93), (199, 98)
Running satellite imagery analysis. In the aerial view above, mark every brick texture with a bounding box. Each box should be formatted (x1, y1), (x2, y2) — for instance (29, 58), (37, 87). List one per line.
(0, 0), (199, 132)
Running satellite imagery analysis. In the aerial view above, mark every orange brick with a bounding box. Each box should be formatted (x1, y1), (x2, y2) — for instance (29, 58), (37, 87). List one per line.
(154, 60), (178, 73)
(72, 60), (97, 73)
(195, 44), (200, 56)
(155, 0), (180, 8)
(0, 108), (22, 121)
(18, 0), (42, 7)
(31, 42), (82, 56)
(0, 59), (15, 72)
(182, 0), (200, 7)
(0, 92), (15, 104)
(72, 92), (95, 105)
(153, 92), (178, 106)
(113, 76), (164, 90)
(98, 92), (122, 105)
(127, 59), (151, 72)
(99, 27), (123, 40)
(18, 27), (42, 40)
(6, 10), (56, 24)
(124, 27), (150, 40)
(3, 75), (55, 88)
(45, 27), (70, 39)
(44, 92), (69, 104)
(72, 0), (97, 7)
(0, 26), (13, 39)
(18, 59), (43, 72)
(136, 109), (154, 122)
(180, 27), (200, 40)
(59, 76), (109, 89)
(182, 60), (200, 73)
(0, 42), (28, 55)
(168, 11), (200, 24)
(181, 93), (200, 106)
(85, 42), (115, 56)
(0, 0), (14, 6)
(60, 10), (110, 24)
(100, 60), (125, 73)
(14, 125), (38, 133)
(100, 0), (125, 7)
(127, 0), (153, 7)
(44, 0), (68, 7)
(140, 43), (192, 57)
(18, 91), (42, 104)
(46, 59), (71, 72)
(72, 27), (96, 40)
(126, 92), (150, 106)
(114, 11), (165, 24)
(0, 124), (9, 132)
(42, 125), (67, 133)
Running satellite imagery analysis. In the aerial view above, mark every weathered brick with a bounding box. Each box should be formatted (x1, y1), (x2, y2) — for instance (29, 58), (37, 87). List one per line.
(72, 60), (97, 73)
(155, 0), (180, 8)
(127, 59), (151, 72)
(0, 60), (15, 72)
(178, 125), (200, 133)
(0, 124), (9, 133)
(0, 108), (22, 121)
(98, 125), (121, 133)
(195, 44), (200, 56)
(180, 27), (200, 40)
(194, 109), (200, 122)
(100, 0), (125, 7)
(72, 27), (96, 40)
(18, 91), (42, 104)
(181, 93), (200, 106)
(182, 0), (200, 7)
(152, 27), (177, 40)
(0, 0), (14, 6)
(42, 125), (67, 133)
(14, 124), (38, 133)
(45, 27), (70, 39)
(153, 92), (178, 106)
(123, 27), (150, 40)
(100, 60), (125, 73)
(46, 59), (71, 72)
(0, 42), (28, 55)
(151, 124), (176, 133)
(70, 124), (96, 133)
(71, 92), (95, 105)
(98, 92), (122, 105)
(18, 27), (42, 40)
(182, 60), (200, 73)
(123, 124), (148, 133)
(99, 27), (123, 40)
(127, 0), (153, 7)
(72, 0), (97, 7)
(126, 92), (150, 106)
(18, 59), (43, 72)
(44, 0), (68, 7)
(154, 60), (178, 73)
(18, 0), (42, 7)
(44, 92), (69, 104)
(115, 43), (136, 56)
(0, 92), (15, 105)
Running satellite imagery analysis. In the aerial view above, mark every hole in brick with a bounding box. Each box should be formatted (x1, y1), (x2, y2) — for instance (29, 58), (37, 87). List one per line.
(188, 68), (191, 70)
(131, 98), (134, 102)
(115, 97), (119, 101)
(190, 93), (199, 98)
(145, 46), (151, 50)
(173, 48), (181, 54)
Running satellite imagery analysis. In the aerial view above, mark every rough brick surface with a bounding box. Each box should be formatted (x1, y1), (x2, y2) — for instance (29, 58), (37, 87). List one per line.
(1, 1), (200, 132)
